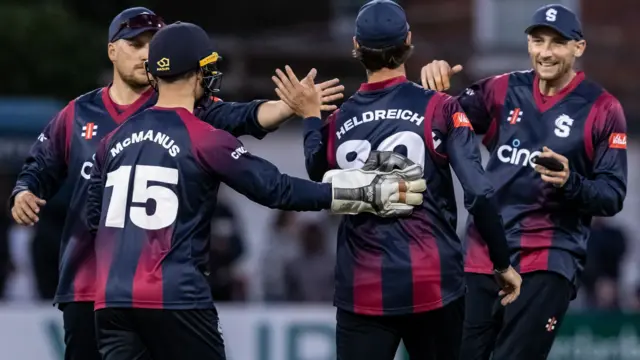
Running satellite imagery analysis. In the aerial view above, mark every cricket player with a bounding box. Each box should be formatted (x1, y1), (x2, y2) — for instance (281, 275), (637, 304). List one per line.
(8, 7), (343, 360)
(273, 1), (522, 359)
(421, 4), (627, 359)
(85, 21), (426, 360)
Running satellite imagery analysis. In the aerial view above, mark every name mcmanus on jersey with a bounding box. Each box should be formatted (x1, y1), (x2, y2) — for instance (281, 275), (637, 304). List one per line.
(336, 109), (425, 139)
(109, 130), (181, 158)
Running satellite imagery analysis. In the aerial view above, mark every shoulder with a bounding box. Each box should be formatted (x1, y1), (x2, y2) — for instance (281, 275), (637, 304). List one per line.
(74, 87), (105, 106)
(180, 111), (237, 148)
(598, 91), (622, 111)
(194, 95), (224, 112)
(507, 69), (534, 81)
(590, 83), (622, 113)
(471, 70), (526, 92)
(578, 78), (623, 118)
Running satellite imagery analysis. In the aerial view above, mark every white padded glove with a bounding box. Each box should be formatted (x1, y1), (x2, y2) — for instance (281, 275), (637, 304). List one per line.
(323, 162), (426, 217)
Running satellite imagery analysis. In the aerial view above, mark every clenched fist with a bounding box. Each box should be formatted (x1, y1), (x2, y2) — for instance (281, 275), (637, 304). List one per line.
(420, 60), (463, 92)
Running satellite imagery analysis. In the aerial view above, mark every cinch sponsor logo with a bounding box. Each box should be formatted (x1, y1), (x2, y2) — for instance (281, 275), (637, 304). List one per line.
(609, 133), (627, 149)
(497, 139), (540, 168)
(231, 146), (248, 159)
(80, 153), (96, 180)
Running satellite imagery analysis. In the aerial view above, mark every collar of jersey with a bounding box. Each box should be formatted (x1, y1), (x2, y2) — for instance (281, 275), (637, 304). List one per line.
(358, 75), (407, 92)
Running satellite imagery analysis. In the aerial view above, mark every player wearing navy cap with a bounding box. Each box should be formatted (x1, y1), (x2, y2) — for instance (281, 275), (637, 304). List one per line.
(274, 1), (522, 359)
(85, 21), (426, 360)
(421, 4), (627, 360)
(8, 6), (343, 360)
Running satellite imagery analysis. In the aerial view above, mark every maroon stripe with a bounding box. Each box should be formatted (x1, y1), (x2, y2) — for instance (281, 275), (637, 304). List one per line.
(401, 214), (443, 310)
(352, 248), (383, 315)
(464, 224), (494, 274)
(326, 111), (337, 168)
(131, 228), (172, 309)
(94, 228), (117, 310)
(519, 213), (554, 272)
(481, 74), (510, 147)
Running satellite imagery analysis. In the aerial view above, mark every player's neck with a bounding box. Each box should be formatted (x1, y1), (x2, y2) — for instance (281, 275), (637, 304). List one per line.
(367, 66), (406, 84)
(538, 69), (577, 96)
(109, 75), (149, 106)
(155, 87), (195, 113)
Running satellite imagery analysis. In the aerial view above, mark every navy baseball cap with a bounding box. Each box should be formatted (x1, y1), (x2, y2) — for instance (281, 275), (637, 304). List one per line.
(148, 22), (216, 78)
(525, 4), (583, 41)
(108, 7), (164, 43)
(355, 0), (409, 49)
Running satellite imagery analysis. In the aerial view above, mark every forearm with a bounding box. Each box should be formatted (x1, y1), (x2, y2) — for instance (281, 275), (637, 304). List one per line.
(240, 174), (333, 211)
(303, 117), (329, 181)
(256, 100), (295, 130)
(10, 161), (63, 207)
(562, 172), (625, 216)
(469, 196), (511, 270)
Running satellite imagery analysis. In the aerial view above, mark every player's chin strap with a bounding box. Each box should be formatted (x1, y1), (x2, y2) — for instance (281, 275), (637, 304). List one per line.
(323, 151), (426, 217)
(144, 61), (158, 92)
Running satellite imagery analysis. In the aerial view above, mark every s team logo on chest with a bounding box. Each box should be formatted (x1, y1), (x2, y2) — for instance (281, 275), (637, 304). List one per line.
(553, 114), (574, 138)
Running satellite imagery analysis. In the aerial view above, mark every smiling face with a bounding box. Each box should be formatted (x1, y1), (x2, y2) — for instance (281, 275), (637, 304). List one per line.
(527, 26), (586, 82)
(108, 31), (156, 90)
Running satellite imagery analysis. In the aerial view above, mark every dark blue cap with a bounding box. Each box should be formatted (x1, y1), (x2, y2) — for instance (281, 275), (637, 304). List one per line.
(148, 22), (216, 78)
(525, 4), (583, 41)
(355, 0), (409, 49)
(108, 7), (163, 43)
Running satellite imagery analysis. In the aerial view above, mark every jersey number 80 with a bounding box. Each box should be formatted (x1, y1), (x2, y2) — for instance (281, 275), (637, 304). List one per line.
(335, 131), (426, 169)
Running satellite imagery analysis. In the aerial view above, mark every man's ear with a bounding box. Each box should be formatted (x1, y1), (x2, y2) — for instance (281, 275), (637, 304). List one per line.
(107, 42), (117, 62)
(352, 36), (361, 59)
(574, 39), (586, 58)
(405, 31), (412, 46)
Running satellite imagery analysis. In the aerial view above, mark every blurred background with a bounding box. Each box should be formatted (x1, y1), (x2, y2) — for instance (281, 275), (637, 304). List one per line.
(1, 0), (639, 359)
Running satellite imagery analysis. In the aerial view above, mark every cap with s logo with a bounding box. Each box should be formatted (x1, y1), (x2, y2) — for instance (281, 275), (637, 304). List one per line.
(524, 4), (583, 41)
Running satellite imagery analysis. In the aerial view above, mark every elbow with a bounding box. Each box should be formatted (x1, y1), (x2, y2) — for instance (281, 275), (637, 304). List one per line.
(465, 187), (495, 215)
(304, 157), (326, 182)
(598, 193), (625, 217)
(305, 165), (324, 182)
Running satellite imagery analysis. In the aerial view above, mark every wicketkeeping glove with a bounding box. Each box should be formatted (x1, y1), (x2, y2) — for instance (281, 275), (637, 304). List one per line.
(322, 155), (426, 217)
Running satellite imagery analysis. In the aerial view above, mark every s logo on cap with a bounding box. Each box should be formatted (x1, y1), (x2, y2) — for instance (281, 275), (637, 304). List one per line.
(545, 8), (557, 22)
(156, 57), (170, 72)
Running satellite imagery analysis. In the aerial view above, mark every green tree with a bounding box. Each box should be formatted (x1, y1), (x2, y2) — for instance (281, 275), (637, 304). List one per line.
(0, 3), (107, 100)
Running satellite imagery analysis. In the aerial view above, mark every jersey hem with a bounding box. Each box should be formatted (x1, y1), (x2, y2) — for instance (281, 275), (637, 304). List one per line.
(53, 293), (95, 305)
(94, 300), (215, 310)
(464, 266), (494, 274)
(334, 284), (466, 316)
(518, 266), (574, 282)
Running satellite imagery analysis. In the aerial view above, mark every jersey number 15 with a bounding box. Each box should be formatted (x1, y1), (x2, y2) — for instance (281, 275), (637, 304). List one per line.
(104, 165), (179, 230)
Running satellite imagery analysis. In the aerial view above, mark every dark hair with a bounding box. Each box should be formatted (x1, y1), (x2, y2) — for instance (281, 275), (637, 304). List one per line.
(353, 43), (414, 72)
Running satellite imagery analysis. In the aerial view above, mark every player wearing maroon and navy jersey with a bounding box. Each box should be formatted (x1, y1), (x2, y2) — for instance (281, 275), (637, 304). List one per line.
(273, 1), (522, 360)
(421, 4), (627, 360)
(85, 22), (424, 360)
(8, 7), (343, 360)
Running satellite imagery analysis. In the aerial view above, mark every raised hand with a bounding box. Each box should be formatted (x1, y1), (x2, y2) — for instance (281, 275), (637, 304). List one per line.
(272, 65), (322, 118)
(301, 68), (345, 112)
